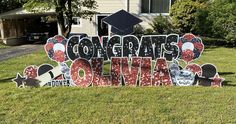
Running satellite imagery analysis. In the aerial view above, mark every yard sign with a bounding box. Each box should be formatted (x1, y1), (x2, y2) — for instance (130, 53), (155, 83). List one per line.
(13, 34), (224, 88)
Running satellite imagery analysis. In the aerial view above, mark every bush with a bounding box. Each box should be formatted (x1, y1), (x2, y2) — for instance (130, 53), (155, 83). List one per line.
(149, 15), (174, 34)
(170, 0), (208, 35)
(207, 0), (236, 43)
(144, 28), (154, 35)
(133, 24), (145, 35)
(201, 37), (234, 47)
(171, 0), (236, 45)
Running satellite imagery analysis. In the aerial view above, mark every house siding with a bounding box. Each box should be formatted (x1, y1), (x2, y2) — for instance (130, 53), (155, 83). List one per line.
(70, 18), (96, 36)
(96, 0), (127, 13)
(69, 0), (171, 36)
(130, 0), (153, 29)
(70, 0), (127, 36)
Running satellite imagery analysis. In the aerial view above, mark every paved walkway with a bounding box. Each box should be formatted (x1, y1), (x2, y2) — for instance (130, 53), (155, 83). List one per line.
(0, 44), (44, 61)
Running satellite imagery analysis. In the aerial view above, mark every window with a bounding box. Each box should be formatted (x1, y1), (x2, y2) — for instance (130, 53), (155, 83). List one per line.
(65, 17), (82, 27)
(72, 17), (81, 27)
(141, 0), (171, 14)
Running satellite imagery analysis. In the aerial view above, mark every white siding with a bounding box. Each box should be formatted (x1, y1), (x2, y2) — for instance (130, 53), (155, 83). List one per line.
(129, 0), (170, 29)
(130, 0), (153, 29)
(96, 0), (127, 13)
(70, 18), (97, 36)
(69, 0), (169, 35)
(129, 0), (140, 14)
(70, 0), (127, 36)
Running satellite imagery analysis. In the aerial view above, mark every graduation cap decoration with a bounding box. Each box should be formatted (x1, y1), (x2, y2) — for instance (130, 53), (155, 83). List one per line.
(102, 9), (142, 35)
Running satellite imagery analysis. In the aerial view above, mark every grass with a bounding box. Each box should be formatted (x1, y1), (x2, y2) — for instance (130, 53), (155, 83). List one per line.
(0, 43), (9, 49)
(0, 46), (236, 123)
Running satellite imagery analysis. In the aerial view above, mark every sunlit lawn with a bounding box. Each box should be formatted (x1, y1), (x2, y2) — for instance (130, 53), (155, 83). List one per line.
(0, 46), (236, 123)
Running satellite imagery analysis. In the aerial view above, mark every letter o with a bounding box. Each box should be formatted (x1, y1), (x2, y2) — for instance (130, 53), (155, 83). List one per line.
(70, 58), (93, 87)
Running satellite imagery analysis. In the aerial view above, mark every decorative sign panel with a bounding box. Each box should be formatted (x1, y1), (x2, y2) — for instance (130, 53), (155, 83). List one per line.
(13, 34), (224, 88)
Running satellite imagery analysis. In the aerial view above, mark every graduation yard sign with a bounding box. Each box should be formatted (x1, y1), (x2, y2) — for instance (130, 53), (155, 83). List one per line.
(13, 10), (224, 88)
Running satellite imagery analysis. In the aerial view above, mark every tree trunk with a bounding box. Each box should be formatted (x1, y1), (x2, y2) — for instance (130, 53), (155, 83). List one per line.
(56, 0), (66, 36)
(55, 0), (73, 38)
(65, 0), (72, 38)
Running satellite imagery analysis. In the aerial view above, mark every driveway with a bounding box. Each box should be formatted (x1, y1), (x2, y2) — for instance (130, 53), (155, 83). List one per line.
(0, 44), (43, 61)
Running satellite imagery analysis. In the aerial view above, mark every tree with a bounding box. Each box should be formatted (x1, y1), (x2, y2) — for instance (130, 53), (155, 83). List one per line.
(23, 0), (97, 37)
(0, 0), (25, 14)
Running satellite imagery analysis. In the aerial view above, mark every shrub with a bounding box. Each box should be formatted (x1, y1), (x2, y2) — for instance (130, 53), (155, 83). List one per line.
(201, 37), (234, 47)
(170, 0), (235, 45)
(144, 28), (154, 35)
(170, 0), (208, 35)
(207, 0), (236, 43)
(149, 15), (174, 34)
(133, 24), (145, 35)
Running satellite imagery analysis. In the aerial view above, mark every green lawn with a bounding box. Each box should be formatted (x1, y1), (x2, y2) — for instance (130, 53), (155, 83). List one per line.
(0, 47), (236, 123)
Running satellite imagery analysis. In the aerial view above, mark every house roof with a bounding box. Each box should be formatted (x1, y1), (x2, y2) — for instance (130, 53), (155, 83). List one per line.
(0, 8), (56, 19)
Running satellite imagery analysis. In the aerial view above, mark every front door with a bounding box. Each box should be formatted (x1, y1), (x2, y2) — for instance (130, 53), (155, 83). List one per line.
(97, 15), (108, 37)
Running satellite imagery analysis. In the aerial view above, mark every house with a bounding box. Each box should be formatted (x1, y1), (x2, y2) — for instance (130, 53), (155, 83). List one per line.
(67, 0), (174, 37)
(0, 0), (174, 45)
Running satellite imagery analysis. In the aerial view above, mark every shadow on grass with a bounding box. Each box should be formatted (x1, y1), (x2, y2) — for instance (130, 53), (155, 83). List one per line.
(204, 45), (236, 52)
(223, 80), (236, 87)
(204, 46), (221, 52)
(218, 72), (235, 87)
(218, 72), (235, 75)
(0, 77), (14, 83)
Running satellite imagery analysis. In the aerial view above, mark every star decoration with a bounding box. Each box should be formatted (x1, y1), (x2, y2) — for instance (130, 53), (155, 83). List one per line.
(212, 74), (225, 87)
(12, 73), (25, 88)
